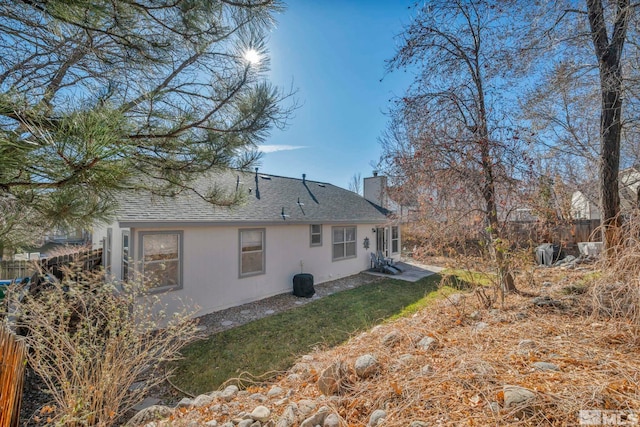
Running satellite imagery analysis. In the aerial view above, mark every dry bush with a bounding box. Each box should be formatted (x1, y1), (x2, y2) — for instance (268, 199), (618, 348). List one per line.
(589, 215), (640, 326)
(2, 268), (200, 426)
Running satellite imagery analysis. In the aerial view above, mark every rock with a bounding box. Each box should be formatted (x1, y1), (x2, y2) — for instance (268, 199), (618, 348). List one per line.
(421, 365), (434, 375)
(448, 293), (465, 306)
(250, 393), (267, 402)
(324, 413), (341, 427)
(469, 310), (481, 320)
(251, 406), (271, 422)
(382, 331), (402, 347)
(542, 281), (553, 287)
(276, 405), (297, 427)
(410, 422), (429, 427)
(193, 394), (214, 408)
(221, 320), (234, 326)
(398, 353), (415, 363)
(286, 373), (301, 382)
(355, 354), (379, 379)
(532, 361), (560, 371)
(126, 406), (173, 426)
(298, 400), (316, 416)
(222, 385), (239, 401)
(300, 406), (330, 427)
(503, 385), (536, 409)
(518, 339), (536, 349)
(531, 296), (563, 308)
(220, 423), (234, 427)
(317, 361), (348, 395)
(515, 312), (528, 320)
(473, 322), (489, 333)
(176, 397), (193, 408)
(267, 386), (284, 397)
(472, 361), (495, 376)
(417, 336), (437, 350)
(209, 390), (222, 399)
(488, 402), (501, 412)
(205, 421), (218, 426)
(369, 409), (386, 426)
(238, 420), (254, 427)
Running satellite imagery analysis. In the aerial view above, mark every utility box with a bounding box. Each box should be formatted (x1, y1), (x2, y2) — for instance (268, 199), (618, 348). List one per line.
(293, 273), (315, 298)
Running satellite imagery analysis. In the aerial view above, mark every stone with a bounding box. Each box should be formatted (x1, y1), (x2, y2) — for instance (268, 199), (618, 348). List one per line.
(132, 397), (161, 412)
(324, 413), (341, 427)
(222, 385), (239, 401)
(518, 339), (536, 349)
(532, 361), (560, 371)
(286, 373), (301, 382)
(251, 406), (271, 422)
(382, 330), (402, 347)
(421, 365), (434, 375)
(542, 281), (553, 287)
(410, 422), (429, 427)
(369, 409), (386, 426)
(469, 310), (481, 320)
(251, 393), (267, 402)
(503, 385), (536, 409)
(473, 322), (489, 333)
(276, 405), (297, 427)
(355, 354), (379, 378)
(298, 399), (317, 416)
(398, 353), (415, 363)
(238, 420), (254, 427)
(317, 361), (347, 395)
(267, 386), (284, 397)
(209, 390), (222, 399)
(265, 309), (275, 315)
(220, 423), (234, 427)
(221, 320), (234, 326)
(126, 405), (173, 427)
(193, 394), (214, 408)
(448, 293), (465, 306)
(300, 406), (330, 427)
(417, 336), (437, 350)
(531, 296), (563, 308)
(176, 397), (193, 408)
(205, 421), (218, 427)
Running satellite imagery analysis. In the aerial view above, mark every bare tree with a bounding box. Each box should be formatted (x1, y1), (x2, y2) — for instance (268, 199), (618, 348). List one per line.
(383, 0), (532, 297)
(348, 173), (362, 195)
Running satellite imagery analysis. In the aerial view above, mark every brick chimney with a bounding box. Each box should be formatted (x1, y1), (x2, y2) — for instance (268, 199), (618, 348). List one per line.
(363, 171), (388, 208)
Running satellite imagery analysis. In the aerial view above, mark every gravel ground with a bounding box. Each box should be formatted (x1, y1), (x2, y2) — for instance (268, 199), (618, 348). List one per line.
(195, 272), (383, 336)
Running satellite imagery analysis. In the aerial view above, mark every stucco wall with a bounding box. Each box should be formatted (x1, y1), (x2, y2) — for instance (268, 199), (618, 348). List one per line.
(124, 223), (391, 317)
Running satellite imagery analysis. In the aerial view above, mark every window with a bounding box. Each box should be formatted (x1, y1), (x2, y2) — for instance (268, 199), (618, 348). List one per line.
(105, 228), (112, 274)
(310, 224), (322, 246)
(332, 226), (356, 260)
(122, 230), (130, 281)
(139, 231), (182, 290)
(240, 229), (265, 276)
(391, 226), (399, 254)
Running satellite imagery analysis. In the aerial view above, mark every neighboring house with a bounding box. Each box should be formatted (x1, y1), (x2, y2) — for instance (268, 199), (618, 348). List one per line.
(93, 170), (400, 316)
(571, 166), (640, 220)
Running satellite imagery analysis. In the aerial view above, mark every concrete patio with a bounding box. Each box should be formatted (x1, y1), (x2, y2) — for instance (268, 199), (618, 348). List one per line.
(365, 258), (445, 282)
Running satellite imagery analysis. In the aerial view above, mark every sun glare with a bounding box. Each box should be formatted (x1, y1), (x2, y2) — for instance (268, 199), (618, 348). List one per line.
(243, 49), (261, 65)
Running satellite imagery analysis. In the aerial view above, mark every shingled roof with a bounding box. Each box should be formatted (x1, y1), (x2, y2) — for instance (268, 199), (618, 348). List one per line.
(117, 170), (389, 227)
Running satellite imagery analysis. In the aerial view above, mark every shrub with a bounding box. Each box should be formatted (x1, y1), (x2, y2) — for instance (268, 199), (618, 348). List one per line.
(3, 269), (199, 426)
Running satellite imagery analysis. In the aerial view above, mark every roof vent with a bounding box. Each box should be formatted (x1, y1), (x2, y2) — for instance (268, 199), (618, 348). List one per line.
(317, 183), (325, 188)
(302, 173), (306, 183)
(260, 175), (271, 180)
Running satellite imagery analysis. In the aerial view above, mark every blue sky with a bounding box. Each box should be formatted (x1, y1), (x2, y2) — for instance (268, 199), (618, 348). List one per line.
(259, 1), (415, 189)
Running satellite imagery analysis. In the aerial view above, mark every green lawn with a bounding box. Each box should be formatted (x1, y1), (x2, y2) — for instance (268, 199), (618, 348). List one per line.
(171, 274), (443, 395)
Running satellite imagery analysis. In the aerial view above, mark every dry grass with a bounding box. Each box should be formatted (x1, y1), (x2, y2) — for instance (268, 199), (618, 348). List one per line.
(158, 262), (640, 427)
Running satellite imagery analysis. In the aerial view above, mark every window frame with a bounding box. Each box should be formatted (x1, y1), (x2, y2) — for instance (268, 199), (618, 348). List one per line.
(239, 228), (266, 278)
(122, 230), (130, 281)
(310, 224), (322, 247)
(332, 226), (357, 261)
(391, 226), (400, 254)
(138, 230), (183, 292)
(105, 228), (112, 275)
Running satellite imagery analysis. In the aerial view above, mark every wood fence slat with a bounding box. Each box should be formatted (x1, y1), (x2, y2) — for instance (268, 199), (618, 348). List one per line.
(0, 327), (27, 427)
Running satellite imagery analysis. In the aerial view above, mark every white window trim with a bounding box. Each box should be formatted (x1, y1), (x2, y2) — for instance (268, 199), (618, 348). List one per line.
(122, 230), (130, 281)
(138, 230), (183, 292)
(391, 226), (400, 255)
(239, 228), (266, 278)
(332, 226), (357, 261)
(310, 224), (322, 247)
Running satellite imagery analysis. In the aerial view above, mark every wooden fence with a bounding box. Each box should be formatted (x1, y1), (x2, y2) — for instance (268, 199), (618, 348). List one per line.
(0, 327), (26, 427)
(0, 249), (103, 281)
(506, 219), (601, 253)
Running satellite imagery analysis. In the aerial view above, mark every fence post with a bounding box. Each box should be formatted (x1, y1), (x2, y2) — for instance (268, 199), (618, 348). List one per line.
(0, 327), (27, 427)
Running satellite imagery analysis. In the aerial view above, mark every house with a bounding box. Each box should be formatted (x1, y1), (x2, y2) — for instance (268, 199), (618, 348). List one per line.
(571, 166), (640, 220)
(92, 170), (400, 316)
